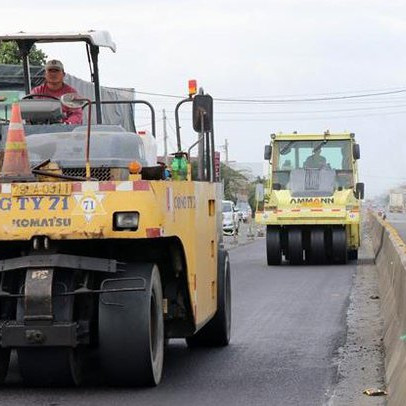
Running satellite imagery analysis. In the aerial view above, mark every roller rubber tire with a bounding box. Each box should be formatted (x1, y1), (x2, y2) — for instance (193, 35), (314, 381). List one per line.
(0, 290), (14, 384)
(266, 226), (282, 265)
(186, 249), (231, 348)
(331, 227), (347, 264)
(308, 228), (326, 264)
(98, 263), (164, 387)
(288, 228), (303, 265)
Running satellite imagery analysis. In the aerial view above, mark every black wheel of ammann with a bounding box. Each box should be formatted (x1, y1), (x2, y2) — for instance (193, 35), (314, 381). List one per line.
(331, 227), (348, 264)
(266, 226), (281, 265)
(186, 249), (231, 348)
(98, 263), (164, 387)
(17, 271), (83, 386)
(0, 290), (15, 383)
(288, 228), (303, 265)
(308, 228), (326, 264)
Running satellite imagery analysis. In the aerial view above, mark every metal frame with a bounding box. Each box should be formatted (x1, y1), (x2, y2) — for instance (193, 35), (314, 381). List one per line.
(0, 31), (116, 124)
(93, 100), (156, 137)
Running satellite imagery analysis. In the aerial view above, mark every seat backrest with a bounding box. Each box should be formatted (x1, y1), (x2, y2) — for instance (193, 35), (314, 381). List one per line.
(289, 168), (336, 197)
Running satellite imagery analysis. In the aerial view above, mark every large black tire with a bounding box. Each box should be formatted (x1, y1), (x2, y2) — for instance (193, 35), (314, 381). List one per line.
(331, 227), (347, 264)
(308, 228), (326, 264)
(0, 282), (14, 384)
(98, 263), (164, 386)
(266, 226), (282, 265)
(0, 350), (10, 384)
(288, 228), (303, 265)
(17, 271), (82, 386)
(186, 249), (231, 348)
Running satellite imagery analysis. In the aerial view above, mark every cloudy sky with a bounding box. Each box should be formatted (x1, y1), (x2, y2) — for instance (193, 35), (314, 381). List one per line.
(3, 0), (406, 197)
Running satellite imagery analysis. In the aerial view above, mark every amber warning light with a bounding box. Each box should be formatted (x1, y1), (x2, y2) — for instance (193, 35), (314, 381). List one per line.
(128, 161), (143, 174)
(188, 80), (197, 97)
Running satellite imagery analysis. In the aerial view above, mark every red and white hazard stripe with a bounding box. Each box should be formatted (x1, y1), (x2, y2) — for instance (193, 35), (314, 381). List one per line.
(0, 180), (151, 194)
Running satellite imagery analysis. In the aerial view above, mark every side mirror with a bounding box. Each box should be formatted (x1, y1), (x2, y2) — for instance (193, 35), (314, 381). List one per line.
(352, 143), (360, 160)
(272, 183), (281, 190)
(264, 145), (272, 160)
(355, 182), (365, 199)
(192, 94), (213, 132)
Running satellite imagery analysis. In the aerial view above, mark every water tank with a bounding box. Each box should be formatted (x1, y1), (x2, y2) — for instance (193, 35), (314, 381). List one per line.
(137, 130), (157, 166)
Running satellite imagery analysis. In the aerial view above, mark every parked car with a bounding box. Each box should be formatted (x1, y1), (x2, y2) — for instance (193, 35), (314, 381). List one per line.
(222, 200), (239, 235)
(236, 201), (252, 223)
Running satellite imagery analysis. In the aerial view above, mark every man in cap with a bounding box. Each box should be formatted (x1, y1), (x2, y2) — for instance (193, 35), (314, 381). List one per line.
(31, 59), (83, 124)
(304, 148), (327, 169)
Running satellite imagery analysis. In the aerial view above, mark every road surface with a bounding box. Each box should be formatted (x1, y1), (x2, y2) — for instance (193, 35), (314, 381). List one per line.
(1, 236), (360, 406)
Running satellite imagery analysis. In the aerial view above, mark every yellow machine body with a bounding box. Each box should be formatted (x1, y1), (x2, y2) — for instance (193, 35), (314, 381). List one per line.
(0, 177), (221, 328)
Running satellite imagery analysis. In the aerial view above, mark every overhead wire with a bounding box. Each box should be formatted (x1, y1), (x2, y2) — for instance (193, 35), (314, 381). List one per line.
(102, 84), (406, 126)
(105, 85), (406, 103)
(134, 108), (406, 122)
(133, 103), (406, 117)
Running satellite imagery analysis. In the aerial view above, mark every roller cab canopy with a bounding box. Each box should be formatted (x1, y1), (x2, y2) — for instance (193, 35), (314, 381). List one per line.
(0, 30), (116, 123)
(0, 31), (116, 52)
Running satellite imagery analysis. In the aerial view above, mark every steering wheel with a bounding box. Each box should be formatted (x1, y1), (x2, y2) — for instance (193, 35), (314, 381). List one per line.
(22, 94), (60, 101)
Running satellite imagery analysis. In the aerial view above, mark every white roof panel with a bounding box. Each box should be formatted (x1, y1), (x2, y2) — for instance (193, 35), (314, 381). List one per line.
(0, 30), (116, 52)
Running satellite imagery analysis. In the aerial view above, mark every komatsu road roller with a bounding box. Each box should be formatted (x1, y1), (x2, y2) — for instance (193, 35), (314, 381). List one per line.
(0, 31), (230, 386)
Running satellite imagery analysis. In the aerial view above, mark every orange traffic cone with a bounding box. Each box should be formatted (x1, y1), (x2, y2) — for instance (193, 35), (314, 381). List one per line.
(1, 102), (33, 180)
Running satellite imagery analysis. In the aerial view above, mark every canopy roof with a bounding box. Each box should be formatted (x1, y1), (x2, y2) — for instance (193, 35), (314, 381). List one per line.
(0, 30), (116, 52)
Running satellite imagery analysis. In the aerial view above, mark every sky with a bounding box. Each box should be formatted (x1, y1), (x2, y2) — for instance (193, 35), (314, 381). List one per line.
(2, 0), (406, 197)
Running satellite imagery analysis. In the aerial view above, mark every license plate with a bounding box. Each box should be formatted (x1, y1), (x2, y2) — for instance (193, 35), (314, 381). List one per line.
(12, 183), (72, 196)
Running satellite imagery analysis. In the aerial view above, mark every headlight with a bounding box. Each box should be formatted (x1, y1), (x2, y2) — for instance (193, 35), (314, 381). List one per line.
(113, 212), (139, 231)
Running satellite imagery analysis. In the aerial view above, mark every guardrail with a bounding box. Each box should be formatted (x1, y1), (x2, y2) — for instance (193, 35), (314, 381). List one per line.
(368, 211), (406, 405)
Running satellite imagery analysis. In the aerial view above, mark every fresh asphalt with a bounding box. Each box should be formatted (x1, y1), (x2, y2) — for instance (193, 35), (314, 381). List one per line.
(2, 237), (356, 406)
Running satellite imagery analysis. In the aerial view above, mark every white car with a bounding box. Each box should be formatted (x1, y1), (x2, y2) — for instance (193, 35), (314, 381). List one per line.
(222, 200), (239, 235)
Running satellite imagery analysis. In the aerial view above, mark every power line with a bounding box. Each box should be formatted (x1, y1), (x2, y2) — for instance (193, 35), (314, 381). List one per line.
(133, 88), (406, 103)
(105, 85), (406, 104)
(141, 103), (406, 116)
(211, 109), (406, 121)
(135, 108), (406, 122)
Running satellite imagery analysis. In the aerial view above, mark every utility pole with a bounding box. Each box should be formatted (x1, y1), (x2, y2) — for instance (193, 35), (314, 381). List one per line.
(224, 138), (229, 164)
(162, 109), (168, 165)
(218, 138), (229, 165)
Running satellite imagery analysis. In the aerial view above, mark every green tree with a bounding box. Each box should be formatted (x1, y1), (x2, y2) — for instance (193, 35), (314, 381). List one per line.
(248, 176), (267, 214)
(190, 160), (254, 204)
(221, 163), (248, 202)
(0, 41), (47, 66)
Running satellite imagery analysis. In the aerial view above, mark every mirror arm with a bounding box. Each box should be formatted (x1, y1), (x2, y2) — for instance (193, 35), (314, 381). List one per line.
(175, 97), (193, 152)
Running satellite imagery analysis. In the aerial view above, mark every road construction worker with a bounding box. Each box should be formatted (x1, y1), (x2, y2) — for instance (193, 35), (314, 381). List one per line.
(304, 148), (327, 169)
(31, 59), (83, 125)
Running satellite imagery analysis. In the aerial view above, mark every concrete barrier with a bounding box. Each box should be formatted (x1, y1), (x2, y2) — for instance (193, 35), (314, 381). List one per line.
(369, 211), (406, 405)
